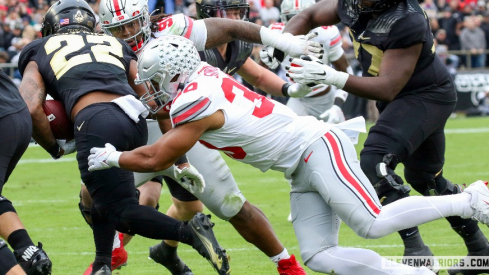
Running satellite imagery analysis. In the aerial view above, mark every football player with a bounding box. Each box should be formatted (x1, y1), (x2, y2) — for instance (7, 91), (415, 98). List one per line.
(18, 1), (230, 274)
(0, 70), (51, 275)
(283, 0), (489, 274)
(88, 35), (489, 275)
(92, 0), (322, 273)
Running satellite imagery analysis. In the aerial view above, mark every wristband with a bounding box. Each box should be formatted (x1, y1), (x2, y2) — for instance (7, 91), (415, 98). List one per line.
(175, 154), (188, 165)
(106, 151), (122, 168)
(334, 97), (345, 108)
(281, 83), (291, 97)
(47, 143), (61, 159)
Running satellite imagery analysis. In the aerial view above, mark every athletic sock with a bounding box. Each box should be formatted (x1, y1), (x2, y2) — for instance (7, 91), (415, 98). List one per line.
(270, 248), (290, 266)
(8, 229), (34, 251)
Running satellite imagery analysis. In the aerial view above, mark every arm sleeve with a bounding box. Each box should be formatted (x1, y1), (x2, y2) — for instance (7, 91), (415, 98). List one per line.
(153, 14), (207, 51)
(327, 26), (344, 62)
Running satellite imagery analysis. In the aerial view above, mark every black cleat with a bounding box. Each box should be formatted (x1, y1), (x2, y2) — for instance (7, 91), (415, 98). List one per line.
(404, 244), (439, 274)
(448, 245), (489, 275)
(91, 265), (111, 275)
(149, 242), (193, 275)
(189, 213), (230, 275)
(15, 242), (52, 275)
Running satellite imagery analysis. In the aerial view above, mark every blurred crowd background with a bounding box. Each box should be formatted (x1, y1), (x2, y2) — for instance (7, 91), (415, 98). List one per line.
(1, 0), (489, 118)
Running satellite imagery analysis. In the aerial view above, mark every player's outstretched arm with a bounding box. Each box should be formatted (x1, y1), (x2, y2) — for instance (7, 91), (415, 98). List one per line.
(203, 18), (322, 58)
(283, 0), (341, 35)
(88, 111), (225, 172)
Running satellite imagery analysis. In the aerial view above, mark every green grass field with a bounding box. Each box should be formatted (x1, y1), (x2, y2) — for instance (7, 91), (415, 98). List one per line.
(4, 116), (489, 274)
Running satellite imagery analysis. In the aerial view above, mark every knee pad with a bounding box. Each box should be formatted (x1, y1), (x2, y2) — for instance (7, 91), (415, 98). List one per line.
(78, 193), (92, 228)
(0, 196), (16, 216)
(361, 154), (410, 205)
(219, 192), (246, 220)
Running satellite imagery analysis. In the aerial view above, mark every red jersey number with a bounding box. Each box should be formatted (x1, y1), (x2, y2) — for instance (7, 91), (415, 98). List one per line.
(221, 77), (274, 118)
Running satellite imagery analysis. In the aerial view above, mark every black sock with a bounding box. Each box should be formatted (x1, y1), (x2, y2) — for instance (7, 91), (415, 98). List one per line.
(177, 222), (194, 246)
(399, 228), (425, 248)
(7, 229), (34, 251)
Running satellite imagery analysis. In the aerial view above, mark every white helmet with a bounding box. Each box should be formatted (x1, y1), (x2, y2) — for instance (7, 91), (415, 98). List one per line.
(280, 0), (316, 23)
(135, 36), (201, 113)
(98, 0), (151, 52)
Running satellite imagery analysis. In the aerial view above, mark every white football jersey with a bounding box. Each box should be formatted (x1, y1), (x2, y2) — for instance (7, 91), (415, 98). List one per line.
(150, 14), (208, 51)
(170, 63), (333, 177)
(269, 22), (344, 97)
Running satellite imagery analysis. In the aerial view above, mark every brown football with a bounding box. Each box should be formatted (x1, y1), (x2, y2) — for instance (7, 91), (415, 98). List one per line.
(42, 99), (74, 141)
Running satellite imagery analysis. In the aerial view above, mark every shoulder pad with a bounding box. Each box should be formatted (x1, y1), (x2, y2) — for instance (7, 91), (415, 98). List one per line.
(153, 14), (195, 39)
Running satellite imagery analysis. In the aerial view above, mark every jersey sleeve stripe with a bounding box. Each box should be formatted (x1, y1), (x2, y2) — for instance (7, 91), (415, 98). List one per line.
(330, 34), (342, 47)
(183, 15), (194, 39)
(324, 131), (381, 216)
(172, 97), (210, 125)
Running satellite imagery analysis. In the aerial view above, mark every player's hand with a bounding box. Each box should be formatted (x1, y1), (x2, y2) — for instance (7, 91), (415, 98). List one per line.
(88, 143), (120, 172)
(174, 163), (206, 194)
(57, 139), (76, 156)
(260, 46), (281, 69)
(286, 83), (315, 98)
(286, 55), (349, 89)
(284, 32), (323, 58)
(320, 105), (346, 124)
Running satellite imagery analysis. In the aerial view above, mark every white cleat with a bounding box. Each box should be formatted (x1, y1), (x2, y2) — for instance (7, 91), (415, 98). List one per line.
(463, 180), (489, 225)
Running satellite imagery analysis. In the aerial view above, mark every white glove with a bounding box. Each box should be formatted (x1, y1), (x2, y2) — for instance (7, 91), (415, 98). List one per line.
(320, 105), (346, 124)
(174, 164), (205, 194)
(286, 83), (314, 98)
(287, 55), (349, 89)
(259, 46), (280, 69)
(260, 28), (323, 59)
(57, 139), (76, 155)
(88, 143), (122, 172)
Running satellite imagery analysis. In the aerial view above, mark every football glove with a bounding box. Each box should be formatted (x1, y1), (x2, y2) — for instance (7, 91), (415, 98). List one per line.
(174, 164), (206, 194)
(286, 83), (315, 98)
(287, 55), (349, 89)
(57, 139), (76, 156)
(88, 143), (122, 172)
(260, 28), (324, 59)
(320, 105), (346, 124)
(259, 46), (282, 69)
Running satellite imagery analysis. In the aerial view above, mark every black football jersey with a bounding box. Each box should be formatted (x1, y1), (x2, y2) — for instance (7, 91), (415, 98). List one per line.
(19, 32), (138, 116)
(198, 40), (253, 75)
(0, 69), (26, 118)
(337, 0), (456, 104)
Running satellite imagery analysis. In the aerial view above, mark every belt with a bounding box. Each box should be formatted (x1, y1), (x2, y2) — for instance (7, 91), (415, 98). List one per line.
(309, 86), (331, 98)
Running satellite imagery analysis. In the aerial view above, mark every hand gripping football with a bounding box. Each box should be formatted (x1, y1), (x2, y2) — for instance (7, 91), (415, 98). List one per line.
(42, 99), (74, 141)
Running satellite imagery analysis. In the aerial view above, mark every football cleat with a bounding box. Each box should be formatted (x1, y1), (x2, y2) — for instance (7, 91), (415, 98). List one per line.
(447, 244), (489, 275)
(149, 242), (193, 275)
(91, 265), (111, 275)
(188, 213), (230, 275)
(277, 254), (307, 275)
(15, 242), (52, 275)
(463, 181), (489, 225)
(403, 244), (439, 274)
(83, 233), (128, 275)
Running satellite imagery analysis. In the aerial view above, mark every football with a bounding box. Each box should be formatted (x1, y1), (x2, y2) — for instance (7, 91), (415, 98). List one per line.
(42, 99), (74, 141)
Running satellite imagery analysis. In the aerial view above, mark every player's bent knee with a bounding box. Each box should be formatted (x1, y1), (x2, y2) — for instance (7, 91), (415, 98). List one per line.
(0, 196), (16, 216)
(219, 192), (246, 220)
(361, 153), (410, 205)
(406, 169), (462, 197)
(173, 199), (203, 216)
(304, 247), (338, 273)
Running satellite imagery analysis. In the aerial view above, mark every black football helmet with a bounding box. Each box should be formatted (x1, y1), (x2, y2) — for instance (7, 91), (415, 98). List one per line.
(196, 0), (250, 20)
(356, 0), (403, 14)
(41, 0), (96, 37)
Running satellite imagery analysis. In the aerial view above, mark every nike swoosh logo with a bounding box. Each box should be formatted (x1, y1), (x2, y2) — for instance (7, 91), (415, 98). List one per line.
(358, 35), (371, 41)
(405, 230), (418, 237)
(77, 121), (85, 131)
(304, 151), (313, 163)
